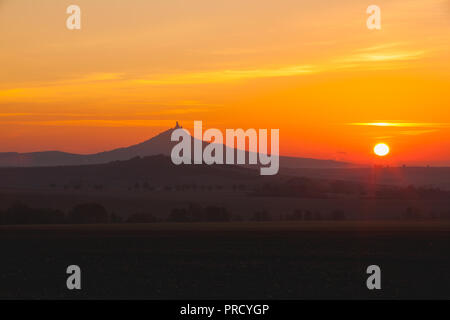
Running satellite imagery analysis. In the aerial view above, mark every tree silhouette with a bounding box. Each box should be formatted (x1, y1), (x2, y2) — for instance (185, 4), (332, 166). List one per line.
(69, 203), (109, 224)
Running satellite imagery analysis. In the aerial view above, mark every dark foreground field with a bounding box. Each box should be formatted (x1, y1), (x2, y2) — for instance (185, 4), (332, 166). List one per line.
(1, 222), (449, 299)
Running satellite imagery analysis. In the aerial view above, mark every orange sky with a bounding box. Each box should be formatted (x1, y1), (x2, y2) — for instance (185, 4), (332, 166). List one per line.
(1, 0), (450, 165)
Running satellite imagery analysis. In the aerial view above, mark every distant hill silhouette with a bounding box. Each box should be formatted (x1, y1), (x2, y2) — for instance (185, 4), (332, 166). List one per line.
(0, 123), (352, 169)
(0, 154), (268, 190)
(0, 126), (178, 167)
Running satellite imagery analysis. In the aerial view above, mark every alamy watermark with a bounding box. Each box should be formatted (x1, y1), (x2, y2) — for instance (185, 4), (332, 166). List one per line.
(366, 265), (381, 290)
(170, 121), (279, 176)
(66, 5), (81, 30)
(366, 5), (381, 30)
(66, 265), (81, 290)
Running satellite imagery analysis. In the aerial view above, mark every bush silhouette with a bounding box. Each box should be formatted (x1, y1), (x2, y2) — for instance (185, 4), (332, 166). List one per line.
(252, 210), (271, 221)
(331, 210), (346, 221)
(126, 212), (157, 223)
(0, 202), (65, 225)
(168, 204), (230, 222)
(69, 203), (109, 224)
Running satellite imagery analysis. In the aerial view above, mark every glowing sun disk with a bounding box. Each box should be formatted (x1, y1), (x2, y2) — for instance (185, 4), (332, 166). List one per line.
(374, 143), (390, 156)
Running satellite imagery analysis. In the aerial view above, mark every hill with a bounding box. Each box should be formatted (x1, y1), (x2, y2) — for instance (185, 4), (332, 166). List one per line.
(0, 123), (352, 169)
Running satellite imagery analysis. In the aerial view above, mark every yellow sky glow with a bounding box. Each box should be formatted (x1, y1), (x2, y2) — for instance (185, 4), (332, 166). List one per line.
(0, 0), (449, 165)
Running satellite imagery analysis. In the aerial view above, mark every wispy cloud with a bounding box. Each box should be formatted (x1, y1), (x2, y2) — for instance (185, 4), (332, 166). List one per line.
(336, 42), (427, 70)
(0, 119), (175, 128)
(398, 129), (438, 135)
(0, 41), (429, 104)
(348, 122), (448, 136)
(138, 108), (209, 116)
(340, 43), (425, 64)
(133, 65), (318, 85)
(0, 113), (35, 117)
(0, 109), (208, 127)
(345, 51), (425, 63)
(354, 42), (410, 53)
(133, 43), (427, 86)
(349, 122), (450, 128)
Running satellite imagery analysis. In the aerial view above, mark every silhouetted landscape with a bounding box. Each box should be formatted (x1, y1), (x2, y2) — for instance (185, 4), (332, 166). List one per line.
(0, 125), (449, 224)
(1, 125), (449, 299)
(0, 124), (353, 168)
(2, 0), (450, 305)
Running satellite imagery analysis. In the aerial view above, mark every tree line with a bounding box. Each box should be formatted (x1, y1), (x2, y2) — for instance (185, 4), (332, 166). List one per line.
(0, 202), (449, 225)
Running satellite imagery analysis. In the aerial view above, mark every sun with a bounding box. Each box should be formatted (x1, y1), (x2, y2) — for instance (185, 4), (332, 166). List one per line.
(374, 143), (390, 157)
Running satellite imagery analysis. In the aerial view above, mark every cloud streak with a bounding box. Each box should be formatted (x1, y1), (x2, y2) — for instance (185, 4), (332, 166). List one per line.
(0, 119), (175, 128)
(349, 122), (450, 128)
(133, 65), (318, 85)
